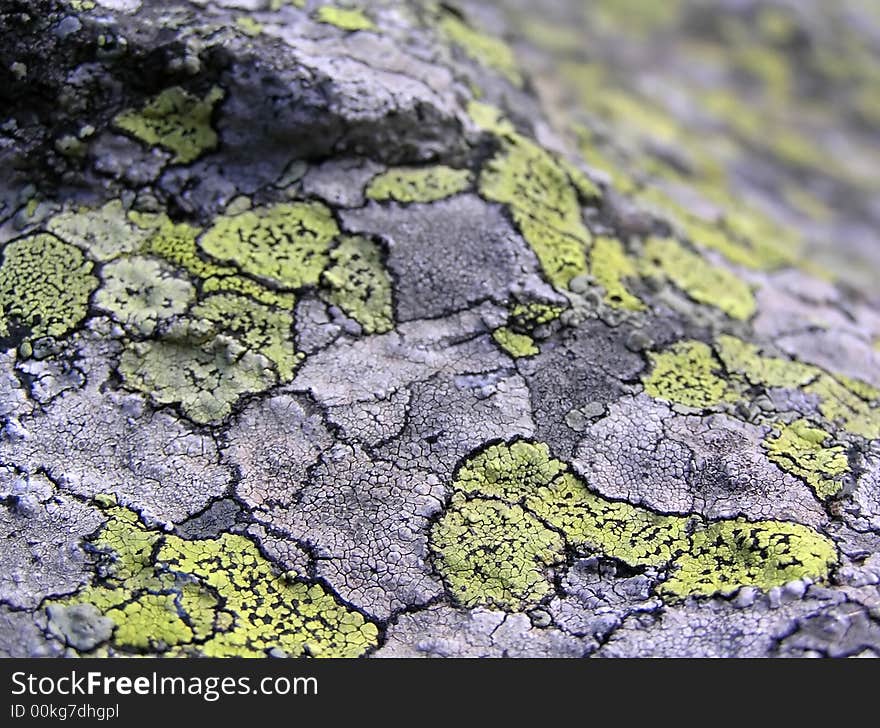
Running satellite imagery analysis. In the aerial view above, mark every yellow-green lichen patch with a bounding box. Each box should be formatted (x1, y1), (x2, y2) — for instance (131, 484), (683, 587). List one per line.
(467, 100), (517, 137)
(118, 326), (275, 424)
(47, 200), (150, 261)
(557, 158), (603, 203)
(198, 202), (338, 290)
(135, 213), (295, 309)
(113, 86), (224, 164)
(365, 166), (472, 204)
(492, 326), (538, 358)
(590, 236), (644, 311)
(764, 419), (849, 499)
(509, 301), (565, 329)
(643, 340), (737, 409)
(806, 375), (880, 440)
(0, 233), (98, 340)
(322, 236), (393, 334)
(480, 134), (591, 290)
(430, 495), (565, 611)
(315, 6), (374, 32)
(642, 237), (755, 320)
(683, 208), (799, 272)
(525, 473), (691, 568)
(454, 440), (565, 502)
(235, 16), (263, 36)
(49, 503), (378, 656)
(95, 257), (195, 335)
(159, 533), (377, 657)
(715, 334), (818, 388)
(440, 12), (522, 86)
(661, 519), (838, 599)
(192, 294), (301, 381)
(591, 0), (682, 36)
(430, 441), (839, 610)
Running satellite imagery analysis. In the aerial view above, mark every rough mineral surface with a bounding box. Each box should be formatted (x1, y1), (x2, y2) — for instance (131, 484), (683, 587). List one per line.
(1, 0), (879, 658)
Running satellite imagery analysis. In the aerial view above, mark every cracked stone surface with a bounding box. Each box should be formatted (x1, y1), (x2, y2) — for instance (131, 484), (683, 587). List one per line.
(1, 0), (880, 657)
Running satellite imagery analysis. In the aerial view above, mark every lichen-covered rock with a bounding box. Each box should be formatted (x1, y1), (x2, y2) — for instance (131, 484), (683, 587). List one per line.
(2, 0), (879, 658)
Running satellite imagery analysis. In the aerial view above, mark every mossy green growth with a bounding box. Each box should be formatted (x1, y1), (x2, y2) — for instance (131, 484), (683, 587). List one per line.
(430, 494), (565, 610)
(661, 519), (838, 598)
(365, 166), (472, 203)
(95, 257), (195, 335)
(525, 473), (691, 567)
(643, 340), (737, 409)
(715, 334), (818, 388)
(322, 235), (393, 334)
(118, 324), (275, 424)
(590, 236), (644, 311)
(431, 440), (838, 610)
(113, 86), (224, 164)
(642, 237), (755, 320)
(480, 133), (591, 290)
(198, 202), (338, 290)
(764, 419), (849, 499)
(49, 502), (378, 656)
(492, 326), (538, 358)
(806, 375), (880, 440)
(440, 13), (522, 86)
(47, 200), (150, 261)
(192, 294), (301, 381)
(0, 234), (98, 340)
(315, 6), (375, 32)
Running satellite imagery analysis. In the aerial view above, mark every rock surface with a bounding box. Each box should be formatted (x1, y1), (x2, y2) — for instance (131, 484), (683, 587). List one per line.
(1, 0), (879, 657)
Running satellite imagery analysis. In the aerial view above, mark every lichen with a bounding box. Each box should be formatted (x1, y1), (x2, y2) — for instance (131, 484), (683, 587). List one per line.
(764, 419), (849, 499)
(715, 334), (817, 388)
(642, 237), (755, 320)
(643, 340), (737, 409)
(430, 441), (838, 611)
(525, 473), (692, 567)
(590, 236), (644, 311)
(806, 375), (880, 440)
(322, 235), (394, 334)
(365, 166), (472, 203)
(661, 519), (838, 598)
(48, 502), (378, 656)
(682, 203), (799, 271)
(508, 301), (565, 329)
(134, 212), (295, 309)
(0, 233), (98, 341)
(440, 12), (522, 86)
(113, 86), (224, 164)
(479, 129), (591, 290)
(492, 326), (538, 358)
(118, 324), (275, 423)
(430, 494), (565, 611)
(192, 293), (301, 381)
(198, 202), (338, 290)
(95, 256), (195, 335)
(453, 441), (565, 501)
(315, 6), (375, 32)
(235, 16), (263, 37)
